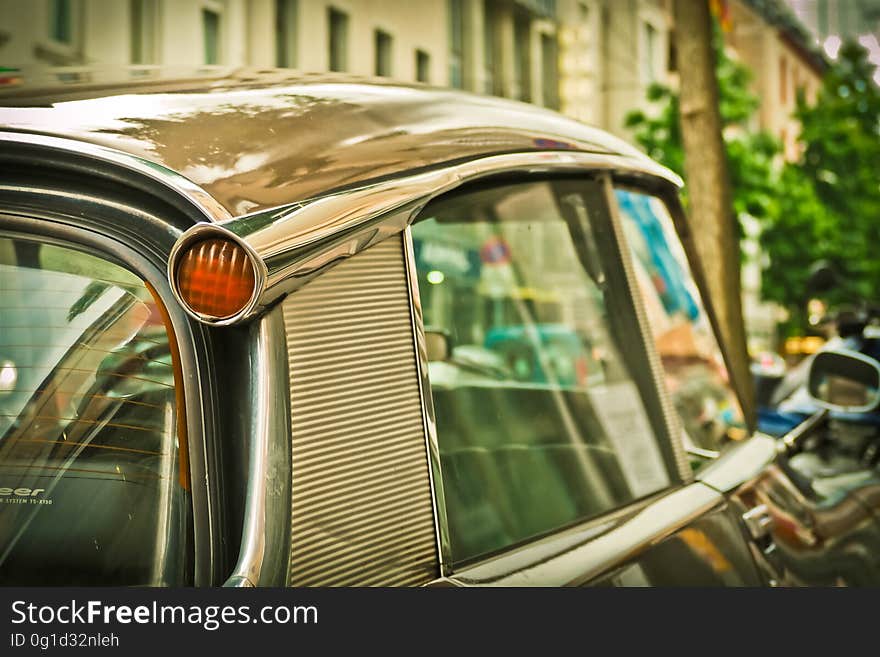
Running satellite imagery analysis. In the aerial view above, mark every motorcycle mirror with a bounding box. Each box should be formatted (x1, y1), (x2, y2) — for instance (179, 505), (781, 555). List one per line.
(808, 349), (880, 413)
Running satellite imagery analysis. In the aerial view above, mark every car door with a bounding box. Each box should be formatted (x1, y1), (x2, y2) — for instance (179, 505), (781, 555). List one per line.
(410, 174), (768, 586)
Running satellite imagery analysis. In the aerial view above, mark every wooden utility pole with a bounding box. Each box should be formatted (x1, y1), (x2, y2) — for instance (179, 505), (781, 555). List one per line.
(673, 0), (755, 426)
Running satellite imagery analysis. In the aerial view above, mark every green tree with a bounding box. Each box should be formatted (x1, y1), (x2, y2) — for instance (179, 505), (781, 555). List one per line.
(759, 163), (836, 333)
(794, 40), (880, 305)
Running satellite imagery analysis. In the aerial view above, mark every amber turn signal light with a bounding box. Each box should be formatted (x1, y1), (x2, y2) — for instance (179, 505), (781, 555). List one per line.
(175, 238), (257, 319)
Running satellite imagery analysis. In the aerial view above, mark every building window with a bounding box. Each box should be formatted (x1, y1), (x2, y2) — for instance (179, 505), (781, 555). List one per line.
(49, 0), (73, 44)
(484, 0), (499, 95)
(374, 29), (392, 77)
(779, 56), (788, 104)
(641, 22), (658, 84)
(202, 8), (221, 65)
(130, 0), (158, 65)
(541, 32), (559, 109)
(275, 0), (298, 67)
(513, 14), (531, 102)
(328, 7), (349, 72)
(416, 49), (430, 83)
(449, 0), (464, 88)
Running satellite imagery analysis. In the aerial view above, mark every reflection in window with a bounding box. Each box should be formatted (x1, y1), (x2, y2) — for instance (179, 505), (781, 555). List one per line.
(614, 189), (745, 454)
(413, 180), (672, 564)
(0, 237), (190, 585)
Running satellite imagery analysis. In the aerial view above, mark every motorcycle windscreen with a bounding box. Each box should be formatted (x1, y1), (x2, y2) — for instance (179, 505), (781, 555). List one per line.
(0, 236), (191, 585)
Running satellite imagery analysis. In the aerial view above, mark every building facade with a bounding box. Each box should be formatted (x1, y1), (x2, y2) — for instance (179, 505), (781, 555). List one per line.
(0, 0), (675, 135)
(725, 0), (825, 161)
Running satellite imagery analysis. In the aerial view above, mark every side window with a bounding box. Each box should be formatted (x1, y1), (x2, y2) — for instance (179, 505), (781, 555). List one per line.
(613, 189), (746, 455)
(0, 236), (191, 585)
(411, 179), (674, 565)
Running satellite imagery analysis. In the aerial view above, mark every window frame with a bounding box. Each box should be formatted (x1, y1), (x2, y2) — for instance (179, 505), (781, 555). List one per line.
(405, 173), (691, 571)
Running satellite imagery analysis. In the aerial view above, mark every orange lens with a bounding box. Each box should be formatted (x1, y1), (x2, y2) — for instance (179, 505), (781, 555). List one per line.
(175, 238), (256, 319)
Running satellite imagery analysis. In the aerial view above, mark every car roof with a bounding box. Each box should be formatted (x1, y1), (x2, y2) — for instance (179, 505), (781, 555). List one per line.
(0, 68), (666, 216)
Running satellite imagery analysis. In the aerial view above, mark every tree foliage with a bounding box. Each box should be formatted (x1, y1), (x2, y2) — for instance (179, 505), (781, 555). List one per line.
(793, 41), (880, 304)
(627, 31), (880, 335)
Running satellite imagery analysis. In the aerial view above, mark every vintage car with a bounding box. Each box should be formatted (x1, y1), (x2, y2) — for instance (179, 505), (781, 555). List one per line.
(1, 69), (880, 587)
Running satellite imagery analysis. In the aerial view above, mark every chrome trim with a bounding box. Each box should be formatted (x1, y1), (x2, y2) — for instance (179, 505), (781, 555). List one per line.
(782, 409), (828, 453)
(166, 223), (270, 326)
(600, 175), (692, 483)
(0, 131), (233, 223)
(447, 483), (721, 586)
(742, 504), (774, 541)
(697, 433), (779, 495)
(402, 225), (452, 575)
(686, 445), (722, 460)
(223, 310), (291, 587)
(169, 151), (682, 325)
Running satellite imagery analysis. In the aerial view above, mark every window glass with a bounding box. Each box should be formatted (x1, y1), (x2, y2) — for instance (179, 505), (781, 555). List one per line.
(0, 237), (191, 585)
(130, 0), (157, 65)
(275, 0), (298, 68)
(49, 0), (73, 44)
(412, 180), (673, 564)
(614, 189), (746, 454)
(448, 0), (463, 88)
(375, 30), (393, 77)
(202, 8), (221, 65)
(416, 49), (431, 83)
(328, 8), (349, 72)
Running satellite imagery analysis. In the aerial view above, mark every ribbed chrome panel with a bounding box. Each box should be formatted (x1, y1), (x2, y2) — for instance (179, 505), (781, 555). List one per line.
(282, 235), (439, 586)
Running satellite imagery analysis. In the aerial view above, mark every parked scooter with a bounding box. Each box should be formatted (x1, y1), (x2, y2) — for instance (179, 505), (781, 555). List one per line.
(755, 304), (880, 434)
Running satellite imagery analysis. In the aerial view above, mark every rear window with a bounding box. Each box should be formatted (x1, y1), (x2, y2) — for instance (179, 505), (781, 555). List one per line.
(0, 236), (191, 585)
(412, 179), (675, 564)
